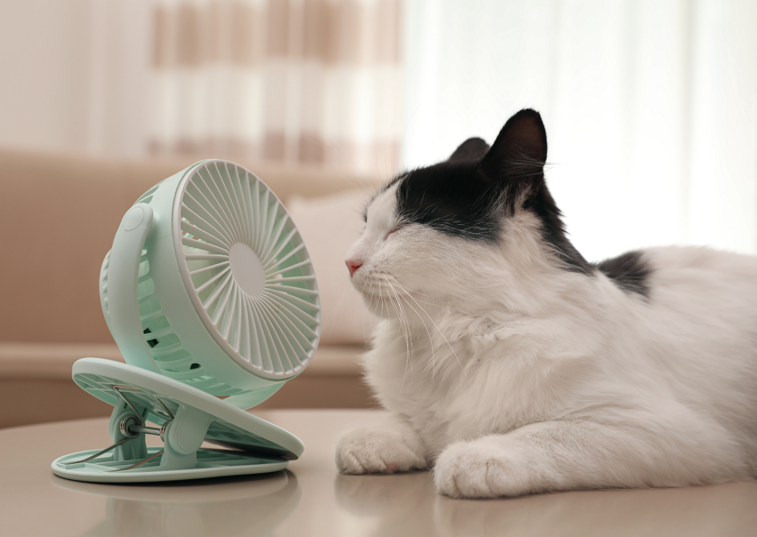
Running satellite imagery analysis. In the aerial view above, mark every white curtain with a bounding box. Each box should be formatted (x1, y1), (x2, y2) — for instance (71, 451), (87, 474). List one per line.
(402, 0), (757, 260)
(87, 0), (154, 157)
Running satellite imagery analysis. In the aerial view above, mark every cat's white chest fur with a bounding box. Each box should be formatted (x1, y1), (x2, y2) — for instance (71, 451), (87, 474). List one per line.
(362, 317), (584, 457)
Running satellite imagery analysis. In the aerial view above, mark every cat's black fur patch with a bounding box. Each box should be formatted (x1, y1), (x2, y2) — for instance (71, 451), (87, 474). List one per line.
(449, 137), (490, 161)
(391, 110), (593, 274)
(522, 183), (593, 274)
(363, 172), (408, 222)
(395, 161), (503, 242)
(393, 165), (592, 274)
(594, 251), (651, 297)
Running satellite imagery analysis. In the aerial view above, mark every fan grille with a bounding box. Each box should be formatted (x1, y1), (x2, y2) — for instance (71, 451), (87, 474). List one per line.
(175, 161), (320, 378)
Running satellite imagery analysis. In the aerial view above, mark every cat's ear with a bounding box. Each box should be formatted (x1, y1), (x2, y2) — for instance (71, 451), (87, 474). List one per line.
(449, 137), (490, 162)
(480, 109), (547, 184)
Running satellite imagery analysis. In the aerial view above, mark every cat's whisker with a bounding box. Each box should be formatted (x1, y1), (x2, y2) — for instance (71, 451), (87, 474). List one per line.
(376, 277), (388, 318)
(376, 271), (435, 304)
(391, 281), (416, 380)
(367, 277), (379, 321)
(393, 284), (437, 382)
(366, 275), (385, 317)
(383, 276), (416, 377)
(387, 275), (466, 378)
(380, 277), (412, 392)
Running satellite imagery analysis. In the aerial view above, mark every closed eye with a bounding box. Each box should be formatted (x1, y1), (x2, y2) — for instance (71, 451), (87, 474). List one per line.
(383, 227), (399, 241)
(384, 219), (407, 239)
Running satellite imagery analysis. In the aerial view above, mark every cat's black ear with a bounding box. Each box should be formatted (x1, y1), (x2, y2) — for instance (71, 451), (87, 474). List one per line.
(480, 109), (547, 184)
(449, 137), (490, 162)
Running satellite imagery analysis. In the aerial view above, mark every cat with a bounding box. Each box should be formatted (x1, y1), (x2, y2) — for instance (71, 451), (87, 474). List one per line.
(334, 109), (757, 499)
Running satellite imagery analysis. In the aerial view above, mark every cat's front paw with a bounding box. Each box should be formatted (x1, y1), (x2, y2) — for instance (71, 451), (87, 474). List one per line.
(434, 439), (530, 498)
(336, 425), (427, 474)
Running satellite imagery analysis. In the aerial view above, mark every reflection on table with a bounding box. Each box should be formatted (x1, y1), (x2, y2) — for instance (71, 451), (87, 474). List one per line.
(54, 470), (301, 537)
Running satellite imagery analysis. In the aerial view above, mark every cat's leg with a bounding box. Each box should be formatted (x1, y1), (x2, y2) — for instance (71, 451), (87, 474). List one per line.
(336, 414), (428, 474)
(434, 418), (738, 498)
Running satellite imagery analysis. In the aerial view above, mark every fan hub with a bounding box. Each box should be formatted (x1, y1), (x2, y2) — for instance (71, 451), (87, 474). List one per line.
(229, 242), (266, 297)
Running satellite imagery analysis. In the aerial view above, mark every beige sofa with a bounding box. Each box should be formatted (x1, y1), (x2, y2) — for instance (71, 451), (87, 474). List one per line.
(0, 148), (381, 429)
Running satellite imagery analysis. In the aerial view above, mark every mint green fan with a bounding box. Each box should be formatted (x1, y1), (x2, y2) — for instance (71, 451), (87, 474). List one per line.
(52, 160), (320, 483)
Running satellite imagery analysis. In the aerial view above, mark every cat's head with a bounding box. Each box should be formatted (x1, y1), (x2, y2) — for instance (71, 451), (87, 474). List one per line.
(345, 109), (590, 319)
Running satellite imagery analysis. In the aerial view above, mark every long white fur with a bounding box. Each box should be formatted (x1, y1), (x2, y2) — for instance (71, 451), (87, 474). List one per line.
(335, 183), (757, 498)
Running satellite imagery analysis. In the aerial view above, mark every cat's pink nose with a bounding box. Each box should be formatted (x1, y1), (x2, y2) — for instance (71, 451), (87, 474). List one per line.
(346, 259), (363, 277)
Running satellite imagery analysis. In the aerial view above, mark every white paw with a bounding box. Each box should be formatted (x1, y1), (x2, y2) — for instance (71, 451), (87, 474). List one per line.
(335, 426), (427, 474)
(434, 440), (530, 498)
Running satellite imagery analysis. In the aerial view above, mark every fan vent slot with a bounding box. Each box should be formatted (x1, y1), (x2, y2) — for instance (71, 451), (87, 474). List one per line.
(138, 296), (162, 318)
(136, 256), (161, 318)
(153, 348), (192, 365)
(142, 315), (171, 337)
(148, 333), (182, 354)
(136, 183), (161, 205)
(100, 252), (111, 320)
(137, 277), (155, 298)
(135, 261), (198, 375)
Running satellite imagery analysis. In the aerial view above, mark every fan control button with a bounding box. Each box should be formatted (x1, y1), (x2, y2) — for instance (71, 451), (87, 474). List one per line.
(122, 206), (145, 231)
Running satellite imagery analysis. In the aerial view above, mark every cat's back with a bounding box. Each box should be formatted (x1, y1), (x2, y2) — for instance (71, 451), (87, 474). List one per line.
(595, 245), (757, 323)
(631, 245), (757, 368)
(642, 245), (757, 300)
(632, 246), (757, 447)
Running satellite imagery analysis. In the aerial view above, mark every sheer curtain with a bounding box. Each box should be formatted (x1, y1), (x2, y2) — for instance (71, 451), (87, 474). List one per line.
(402, 0), (757, 260)
(150, 0), (402, 174)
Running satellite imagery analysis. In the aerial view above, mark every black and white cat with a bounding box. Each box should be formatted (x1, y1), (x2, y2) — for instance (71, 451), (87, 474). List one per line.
(335, 109), (757, 498)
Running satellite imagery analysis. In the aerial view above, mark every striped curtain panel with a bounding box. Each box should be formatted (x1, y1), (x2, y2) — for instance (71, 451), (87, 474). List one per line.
(150, 0), (402, 174)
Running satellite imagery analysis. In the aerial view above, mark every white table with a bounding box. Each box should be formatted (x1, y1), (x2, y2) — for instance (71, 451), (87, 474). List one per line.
(2, 409), (757, 536)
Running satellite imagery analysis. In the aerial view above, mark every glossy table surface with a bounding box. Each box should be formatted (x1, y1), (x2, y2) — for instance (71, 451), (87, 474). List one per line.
(2, 409), (757, 537)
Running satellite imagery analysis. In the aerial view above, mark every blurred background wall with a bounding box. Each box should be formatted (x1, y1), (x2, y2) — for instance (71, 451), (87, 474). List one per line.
(0, 0), (756, 259)
(1, 0), (757, 423)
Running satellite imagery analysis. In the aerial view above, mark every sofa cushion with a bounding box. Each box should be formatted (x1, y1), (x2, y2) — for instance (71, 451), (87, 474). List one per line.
(288, 190), (379, 344)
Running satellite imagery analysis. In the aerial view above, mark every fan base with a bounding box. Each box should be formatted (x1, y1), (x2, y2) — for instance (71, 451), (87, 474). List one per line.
(52, 447), (288, 484)
(51, 358), (304, 484)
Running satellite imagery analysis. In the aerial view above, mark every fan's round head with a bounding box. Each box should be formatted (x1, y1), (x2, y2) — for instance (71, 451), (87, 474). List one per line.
(174, 161), (320, 376)
(100, 160), (320, 408)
